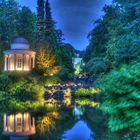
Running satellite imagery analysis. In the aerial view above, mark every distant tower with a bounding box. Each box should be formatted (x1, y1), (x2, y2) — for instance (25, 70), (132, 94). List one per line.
(73, 53), (83, 75)
(75, 53), (80, 58)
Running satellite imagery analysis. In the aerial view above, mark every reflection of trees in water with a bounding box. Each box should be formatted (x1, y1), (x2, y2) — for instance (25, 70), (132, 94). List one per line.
(46, 96), (73, 107)
(63, 97), (71, 106)
(83, 107), (120, 140)
(75, 98), (100, 107)
(36, 112), (59, 135)
(34, 107), (76, 140)
(0, 91), (120, 140)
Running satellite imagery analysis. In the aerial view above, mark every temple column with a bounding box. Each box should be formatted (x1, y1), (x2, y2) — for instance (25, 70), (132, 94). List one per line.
(4, 55), (7, 71)
(14, 115), (16, 132)
(8, 55), (10, 71)
(4, 114), (7, 131)
(32, 117), (35, 131)
(22, 54), (25, 71)
(14, 54), (16, 71)
(33, 56), (35, 68)
(7, 116), (10, 131)
(22, 113), (24, 132)
(29, 55), (31, 70)
(28, 114), (31, 131)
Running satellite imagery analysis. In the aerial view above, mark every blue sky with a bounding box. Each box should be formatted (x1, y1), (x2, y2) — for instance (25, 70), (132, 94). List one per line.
(18, 0), (112, 50)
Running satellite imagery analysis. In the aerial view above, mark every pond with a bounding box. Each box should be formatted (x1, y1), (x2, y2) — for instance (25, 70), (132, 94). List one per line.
(0, 92), (120, 140)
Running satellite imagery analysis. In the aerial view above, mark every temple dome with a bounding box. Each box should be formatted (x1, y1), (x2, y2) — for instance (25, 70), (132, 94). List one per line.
(13, 37), (29, 44)
(11, 37), (30, 50)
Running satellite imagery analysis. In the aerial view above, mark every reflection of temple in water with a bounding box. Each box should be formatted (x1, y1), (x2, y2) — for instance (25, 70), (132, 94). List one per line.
(3, 113), (36, 140)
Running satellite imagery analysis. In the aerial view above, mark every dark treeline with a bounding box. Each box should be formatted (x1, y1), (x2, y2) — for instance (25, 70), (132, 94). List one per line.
(84, 0), (140, 76)
(84, 0), (140, 138)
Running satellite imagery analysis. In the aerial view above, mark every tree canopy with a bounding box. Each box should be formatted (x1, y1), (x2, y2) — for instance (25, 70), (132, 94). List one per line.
(83, 0), (140, 138)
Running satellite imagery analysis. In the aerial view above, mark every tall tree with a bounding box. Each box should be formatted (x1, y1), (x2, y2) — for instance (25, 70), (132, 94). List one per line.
(45, 0), (65, 66)
(44, 0), (57, 50)
(17, 6), (37, 48)
(92, 1), (140, 138)
(83, 18), (109, 76)
(0, 0), (19, 70)
(37, 0), (45, 43)
(0, 0), (19, 43)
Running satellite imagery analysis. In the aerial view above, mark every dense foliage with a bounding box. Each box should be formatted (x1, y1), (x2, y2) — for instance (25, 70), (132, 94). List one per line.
(37, 0), (45, 43)
(39, 76), (61, 87)
(17, 6), (37, 47)
(96, 62), (140, 137)
(35, 47), (61, 76)
(83, 0), (140, 138)
(0, 72), (45, 102)
(0, 0), (36, 47)
(84, 1), (140, 74)
(1, 0), (140, 139)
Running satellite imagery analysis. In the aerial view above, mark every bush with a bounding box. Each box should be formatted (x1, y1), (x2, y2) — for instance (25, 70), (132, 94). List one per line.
(12, 83), (45, 102)
(35, 47), (61, 76)
(74, 88), (100, 97)
(83, 57), (108, 76)
(95, 62), (140, 135)
(8, 99), (26, 112)
(6, 78), (28, 94)
(39, 76), (61, 86)
(0, 72), (45, 102)
(0, 73), (10, 91)
(58, 68), (73, 81)
(27, 84), (45, 101)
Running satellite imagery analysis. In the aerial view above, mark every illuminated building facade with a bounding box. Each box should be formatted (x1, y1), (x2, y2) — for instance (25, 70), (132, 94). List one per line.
(3, 37), (36, 71)
(73, 53), (83, 75)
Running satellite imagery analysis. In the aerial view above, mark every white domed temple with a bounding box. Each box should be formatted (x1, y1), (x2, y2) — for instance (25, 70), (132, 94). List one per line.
(3, 37), (36, 71)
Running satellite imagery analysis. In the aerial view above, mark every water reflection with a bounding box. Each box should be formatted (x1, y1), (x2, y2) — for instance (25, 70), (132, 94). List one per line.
(0, 95), (119, 140)
(36, 112), (59, 135)
(3, 113), (35, 140)
(73, 105), (84, 119)
(62, 120), (94, 140)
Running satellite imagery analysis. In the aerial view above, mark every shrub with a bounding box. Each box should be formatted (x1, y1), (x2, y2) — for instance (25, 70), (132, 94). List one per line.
(6, 78), (28, 94)
(35, 48), (61, 76)
(13, 83), (45, 102)
(83, 57), (108, 76)
(0, 72), (45, 102)
(8, 99), (26, 112)
(95, 62), (140, 135)
(27, 84), (45, 101)
(39, 76), (61, 86)
(58, 68), (73, 81)
(0, 73), (10, 91)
